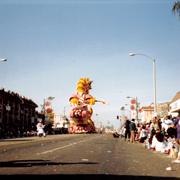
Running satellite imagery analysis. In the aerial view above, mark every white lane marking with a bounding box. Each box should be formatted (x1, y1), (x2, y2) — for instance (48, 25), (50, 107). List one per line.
(37, 136), (98, 155)
(81, 159), (89, 161)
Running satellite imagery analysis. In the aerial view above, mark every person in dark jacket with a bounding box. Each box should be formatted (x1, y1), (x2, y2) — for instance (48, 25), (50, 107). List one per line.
(129, 119), (137, 143)
(124, 119), (131, 141)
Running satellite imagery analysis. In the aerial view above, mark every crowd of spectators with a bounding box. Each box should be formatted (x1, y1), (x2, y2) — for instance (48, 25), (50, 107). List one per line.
(118, 115), (180, 163)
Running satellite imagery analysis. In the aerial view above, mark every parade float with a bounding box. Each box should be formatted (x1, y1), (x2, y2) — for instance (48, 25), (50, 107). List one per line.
(69, 78), (106, 134)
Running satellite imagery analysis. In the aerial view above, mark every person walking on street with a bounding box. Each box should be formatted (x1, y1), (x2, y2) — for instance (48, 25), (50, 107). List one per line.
(36, 119), (46, 137)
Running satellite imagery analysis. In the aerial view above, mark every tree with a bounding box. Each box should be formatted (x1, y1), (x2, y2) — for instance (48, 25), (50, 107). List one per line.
(172, 1), (180, 18)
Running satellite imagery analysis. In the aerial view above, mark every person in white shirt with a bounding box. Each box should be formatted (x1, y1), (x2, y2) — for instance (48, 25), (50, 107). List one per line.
(36, 120), (46, 137)
(139, 125), (148, 143)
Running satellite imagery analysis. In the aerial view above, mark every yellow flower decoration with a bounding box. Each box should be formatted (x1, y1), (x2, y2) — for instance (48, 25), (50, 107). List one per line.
(70, 98), (78, 105)
(89, 98), (96, 105)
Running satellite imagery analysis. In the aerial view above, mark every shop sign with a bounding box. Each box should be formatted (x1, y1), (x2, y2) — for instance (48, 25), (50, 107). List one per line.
(170, 99), (180, 112)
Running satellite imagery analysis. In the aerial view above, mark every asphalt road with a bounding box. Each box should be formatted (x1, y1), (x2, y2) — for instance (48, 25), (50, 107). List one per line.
(0, 134), (179, 179)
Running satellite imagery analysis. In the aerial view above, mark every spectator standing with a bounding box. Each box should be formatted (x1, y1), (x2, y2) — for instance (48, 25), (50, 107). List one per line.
(150, 116), (161, 133)
(124, 119), (131, 141)
(129, 119), (137, 143)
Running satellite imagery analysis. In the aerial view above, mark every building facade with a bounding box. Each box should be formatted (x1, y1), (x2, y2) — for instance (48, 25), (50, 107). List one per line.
(169, 91), (180, 117)
(141, 102), (169, 123)
(141, 106), (154, 123)
(0, 89), (38, 138)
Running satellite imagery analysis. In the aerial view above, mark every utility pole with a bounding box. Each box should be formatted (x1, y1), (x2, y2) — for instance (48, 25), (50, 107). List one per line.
(135, 97), (138, 122)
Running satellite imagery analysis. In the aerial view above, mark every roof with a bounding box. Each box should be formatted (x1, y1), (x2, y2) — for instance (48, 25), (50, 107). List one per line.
(0, 88), (38, 107)
(171, 91), (180, 103)
(141, 106), (154, 111)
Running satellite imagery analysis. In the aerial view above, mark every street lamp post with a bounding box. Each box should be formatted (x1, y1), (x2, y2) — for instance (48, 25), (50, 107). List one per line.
(129, 52), (157, 116)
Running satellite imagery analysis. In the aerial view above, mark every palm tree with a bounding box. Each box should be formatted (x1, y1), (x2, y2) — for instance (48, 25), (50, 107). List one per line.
(172, 1), (180, 18)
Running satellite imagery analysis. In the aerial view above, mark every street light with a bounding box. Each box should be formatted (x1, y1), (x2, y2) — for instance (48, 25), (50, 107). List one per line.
(129, 52), (157, 116)
(0, 58), (7, 62)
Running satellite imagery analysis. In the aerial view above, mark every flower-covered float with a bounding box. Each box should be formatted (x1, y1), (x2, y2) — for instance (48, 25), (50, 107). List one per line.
(69, 78), (106, 134)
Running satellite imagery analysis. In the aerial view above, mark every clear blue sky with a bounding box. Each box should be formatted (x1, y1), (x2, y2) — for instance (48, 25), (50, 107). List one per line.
(0, 0), (180, 128)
